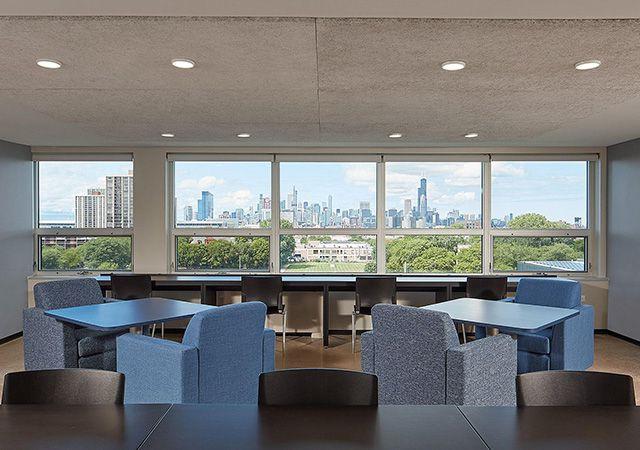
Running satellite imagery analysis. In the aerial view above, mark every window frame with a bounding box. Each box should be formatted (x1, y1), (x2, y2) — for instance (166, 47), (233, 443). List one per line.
(167, 150), (600, 276)
(33, 155), (135, 274)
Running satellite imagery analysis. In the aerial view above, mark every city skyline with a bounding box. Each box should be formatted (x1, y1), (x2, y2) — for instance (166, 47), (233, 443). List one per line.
(40, 160), (588, 227)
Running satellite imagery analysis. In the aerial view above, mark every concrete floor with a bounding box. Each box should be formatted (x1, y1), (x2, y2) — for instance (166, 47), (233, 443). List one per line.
(2, 334), (639, 402)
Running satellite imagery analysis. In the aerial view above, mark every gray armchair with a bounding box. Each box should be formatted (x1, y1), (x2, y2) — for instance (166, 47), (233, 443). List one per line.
(23, 278), (122, 371)
(361, 304), (517, 406)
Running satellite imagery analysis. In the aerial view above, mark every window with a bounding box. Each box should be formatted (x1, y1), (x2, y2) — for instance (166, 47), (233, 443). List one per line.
(280, 235), (376, 273)
(174, 161), (271, 228)
(385, 162), (482, 229)
(490, 159), (591, 273)
(36, 159), (134, 272)
(491, 161), (588, 229)
(169, 154), (599, 275)
(280, 162), (376, 229)
(176, 236), (269, 272)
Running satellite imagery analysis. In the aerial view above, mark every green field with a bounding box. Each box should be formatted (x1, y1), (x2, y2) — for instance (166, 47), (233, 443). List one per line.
(282, 261), (369, 273)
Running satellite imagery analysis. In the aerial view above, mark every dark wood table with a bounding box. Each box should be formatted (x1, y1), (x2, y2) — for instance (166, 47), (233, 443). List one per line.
(460, 406), (640, 449)
(140, 404), (488, 449)
(423, 297), (579, 334)
(45, 298), (213, 332)
(94, 275), (524, 346)
(0, 404), (171, 450)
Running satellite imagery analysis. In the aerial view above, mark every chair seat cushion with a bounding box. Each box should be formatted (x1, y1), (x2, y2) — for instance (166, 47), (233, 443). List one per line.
(76, 329), (120, 357)
(517, 328), (552, 355)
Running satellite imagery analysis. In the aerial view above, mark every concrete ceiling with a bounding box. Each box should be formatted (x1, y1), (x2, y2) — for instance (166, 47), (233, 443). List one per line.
(1, 16), (640, 147)
(3, 1), (640, 19)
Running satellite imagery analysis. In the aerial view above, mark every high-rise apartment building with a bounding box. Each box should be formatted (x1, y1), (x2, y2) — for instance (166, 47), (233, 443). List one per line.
(417, 177), (427, 220)
(184, 205), (193, 221)
(197, 191), (214, 220)
(74, 188), (106, 228)
(106, 171), (133, 228)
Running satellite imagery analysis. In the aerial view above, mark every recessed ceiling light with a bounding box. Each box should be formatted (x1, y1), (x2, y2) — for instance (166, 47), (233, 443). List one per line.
(171, 58), (195, 69)
(574, 60), (601, 71)
(237, 133), (251, 138)
(161, 133), (175, 138)
(36, 59), (62, 69)
(388, 133), (403, 139)
(441, 60), (466, 71)
(464, 132), (479, 138)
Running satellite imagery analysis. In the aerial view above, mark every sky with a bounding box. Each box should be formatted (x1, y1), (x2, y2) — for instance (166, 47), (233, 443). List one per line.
(39, 160), (588, 224)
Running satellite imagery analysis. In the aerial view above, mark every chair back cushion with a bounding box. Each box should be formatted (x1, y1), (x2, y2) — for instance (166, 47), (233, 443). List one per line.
(241, 276), (283, 311)
(370, 304), (459, 404)
(356, 276), (397, 311)
(110, 274), (152, 300)
(515, 278), (581, 309)
(34, 278), (104, 310)
(182, 302), (267, 404)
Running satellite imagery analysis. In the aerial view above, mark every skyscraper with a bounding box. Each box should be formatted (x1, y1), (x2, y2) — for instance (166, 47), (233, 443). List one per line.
(417, 177), (427, 221)
(75, 188), (106, 228)
(197, 191), (214, 220)
(183, 205), (193, 221)
(106, 171), (133, 228)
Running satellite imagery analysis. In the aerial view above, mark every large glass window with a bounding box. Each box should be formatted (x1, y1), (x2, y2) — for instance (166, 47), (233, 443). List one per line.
(36, 159), (134, 272)
(280, 235), (375, 273)
(280, 162), (376, 229)
(386, 162), (482, 229)
(174, 161), (271, 228)
(491, 161), (588, 229)
(39, 236), (132, 271)
(493, 237), (587, 273)
(176, 236), (269, 272)
(386, 235), (482, 274)
(38, 161), (133, 228)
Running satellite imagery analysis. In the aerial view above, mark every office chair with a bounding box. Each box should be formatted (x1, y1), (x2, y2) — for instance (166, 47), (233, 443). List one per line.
(465, 276), (508, 341)
(242, 275), (286, 351)
(259, 369), (378, 406)
(2, 369), (124, 405)
(517, 370), (636, 406)
(353, 276), (397, 352)
(111, 274), (161, 337)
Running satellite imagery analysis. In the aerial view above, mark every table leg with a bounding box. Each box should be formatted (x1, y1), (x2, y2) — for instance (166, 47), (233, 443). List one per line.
(323, 284), (330, 348)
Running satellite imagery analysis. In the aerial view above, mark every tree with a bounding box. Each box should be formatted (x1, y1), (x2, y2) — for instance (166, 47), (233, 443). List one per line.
(509, 213), (571, 229)
(279, 220), (296, 267)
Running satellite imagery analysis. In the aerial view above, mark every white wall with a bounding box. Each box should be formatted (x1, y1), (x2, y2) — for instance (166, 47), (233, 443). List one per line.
(0, 140), (33, 339)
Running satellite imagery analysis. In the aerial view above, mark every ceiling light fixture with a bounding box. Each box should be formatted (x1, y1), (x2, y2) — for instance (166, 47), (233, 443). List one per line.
(161, 133), (175, 138)
(388, 133), (403, 139)
(171, 58), (195, 69)
(36, 59), (62, 69)
(574, 59), (601, 71)
(441, 60), (466, 71)
(464, 132), (479, 138)
(237, 133), (251, 138)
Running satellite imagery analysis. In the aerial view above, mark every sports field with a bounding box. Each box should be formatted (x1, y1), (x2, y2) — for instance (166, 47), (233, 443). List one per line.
(282, 261), (369, 273)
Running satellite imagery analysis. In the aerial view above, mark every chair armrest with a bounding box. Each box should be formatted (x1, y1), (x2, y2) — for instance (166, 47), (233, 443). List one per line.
(502, 297), (515, 303)
(262, 329), (276, 372)
(23, 307), (78, 370)
(550, 304), (594, 370)
(361, 331), (375, 373)
(116, 333), (198, 403)
(446, 334), (517, 406)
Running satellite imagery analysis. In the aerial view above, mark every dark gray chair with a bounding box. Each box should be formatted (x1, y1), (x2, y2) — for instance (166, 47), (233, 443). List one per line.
(259, 369), (378, 406)
(465, 276), (508, 341)
(352, 276), (397, 352)
(517, 370), (636, 406)
(242, 276), (286, 350)
(2, 369), (124, 405)
(23, 278), (123, 371)
(110, 274), (159, 336)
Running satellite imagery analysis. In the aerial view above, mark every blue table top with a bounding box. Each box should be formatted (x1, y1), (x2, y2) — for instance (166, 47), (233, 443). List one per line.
(422, 298), (579, 333)
(44, 298), (213, 331)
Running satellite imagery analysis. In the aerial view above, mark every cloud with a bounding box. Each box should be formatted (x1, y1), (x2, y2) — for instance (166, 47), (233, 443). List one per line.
(198, 176), (225, 190)
(432, 191), (476, 206)
(492, 162), (525, 177)
(344, 164), (376, 192)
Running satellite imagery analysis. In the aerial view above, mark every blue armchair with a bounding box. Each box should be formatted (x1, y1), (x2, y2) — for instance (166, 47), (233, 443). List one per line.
(23, 278), (122, 371)
(476, 278), (594, 374)
(362, 304), (517, 406)
(117, 302), (276, 404)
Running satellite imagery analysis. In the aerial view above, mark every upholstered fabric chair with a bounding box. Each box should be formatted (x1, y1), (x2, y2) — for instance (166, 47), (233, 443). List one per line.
(361, 304), (517, 406)
(23, 278), (122, 371)
(117, 302), (275, 404)
(476, 278), (594, 374)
